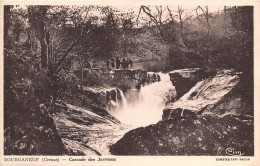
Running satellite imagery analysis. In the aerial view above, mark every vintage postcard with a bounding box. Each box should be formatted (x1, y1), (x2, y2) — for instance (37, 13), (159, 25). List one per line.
(0, 0), (259, 166)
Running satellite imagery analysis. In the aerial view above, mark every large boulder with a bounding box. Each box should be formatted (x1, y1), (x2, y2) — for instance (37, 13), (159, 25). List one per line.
(168, 68), (216, 99)
(4, 79), (66, 155)
(110, 114), (253, 156)
(53, 103), (127, 155)
(163, 71), (251, 120)
(4, 105), (66, 155)
(82, 86), (119, 107)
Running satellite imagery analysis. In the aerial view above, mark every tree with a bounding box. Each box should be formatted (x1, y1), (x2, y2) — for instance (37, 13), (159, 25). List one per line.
(137, 5), (187, 48)
(120, 11), (135, 56)
(28, 6), (50, 68)
(196, 6), (211, 37)
(177, 6), (184, 37)
(4, 6), (12, 45)
(224, 6), (227, 36)
(137, 5), (206, 70)
(27, 5), (91, 106)
(137, 6), (169, 43)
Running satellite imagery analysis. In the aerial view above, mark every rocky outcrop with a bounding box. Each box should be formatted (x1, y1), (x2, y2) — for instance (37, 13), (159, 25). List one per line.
(80, 86), (127, 123)
(82, 86), (119, 107)
(80, 70), (162, 115)
(163, 72), (251, 120)
(112, 69), (160, 91)
(110, 114), (253, 155)
(79, 69), (161, 104)
(4, 105), (66, 155)
(4, 77), (66, 155)
(110, 69), (253, 156)
(146, 72), (161, 83)
(53, 103), (129, 155)
(168, 68), (216, 99)
(75, 69), (161, 91)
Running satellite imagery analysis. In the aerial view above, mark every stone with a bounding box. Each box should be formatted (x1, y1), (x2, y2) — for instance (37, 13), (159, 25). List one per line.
(163, 72), (251, 120)
(4, 105), (66, 155)
(110, 114), (253, 156)
(82, 86), (118, 107)
(168, 68), (216, 99)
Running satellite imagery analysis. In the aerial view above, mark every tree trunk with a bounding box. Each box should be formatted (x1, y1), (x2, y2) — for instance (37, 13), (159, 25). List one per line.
(206, 7), (210, 37)
(224, 6), (227, 36)
(40, 40), (49, 68)
(80, 66), (84, 87)
(4, 5), (12, 47)
(28, 6), (50, 68)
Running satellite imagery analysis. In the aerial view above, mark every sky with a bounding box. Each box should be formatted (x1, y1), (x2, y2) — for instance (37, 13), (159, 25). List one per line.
(113, 5), (225, 27)
(14, 5), (226, 28)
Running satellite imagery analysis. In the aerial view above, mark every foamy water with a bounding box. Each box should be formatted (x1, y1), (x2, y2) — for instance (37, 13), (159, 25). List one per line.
(112, 73), (175, 127)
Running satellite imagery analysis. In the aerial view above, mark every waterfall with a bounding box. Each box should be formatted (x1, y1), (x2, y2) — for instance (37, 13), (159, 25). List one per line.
(113, 73), (175, 127)
(118, 89), (128, 110)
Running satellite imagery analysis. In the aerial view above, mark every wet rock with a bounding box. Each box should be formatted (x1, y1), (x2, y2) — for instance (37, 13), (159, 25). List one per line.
(168, 68), (216, 99)
(146, 72), (161, 83)
(113, 69), (147, 88)
(110, 114), (253, 156)
(162, 108), (196, 120)
(112, 69), (161, 91)
(113, 69), (147, 80)
(53, 104), (129, 155)
(163, 73), (251, 120)
(110, 89), (117, 102)
(82, 86), (119, 107)
(65, 104), (120, 124)
(63, 138), (101, 156)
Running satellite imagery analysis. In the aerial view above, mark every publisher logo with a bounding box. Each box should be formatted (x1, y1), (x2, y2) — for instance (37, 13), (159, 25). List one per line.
(226, 147), (245, 156)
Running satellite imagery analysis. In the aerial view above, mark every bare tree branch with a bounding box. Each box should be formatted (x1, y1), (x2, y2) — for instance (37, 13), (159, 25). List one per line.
(196, 6), (211, 36)
(54, 30), (90, 70)
(155, 6), (162, 24)
(196, 6), (205, 26)
(167, 6), (175, 21)
(140, 6), (159, 26)
(178, 6), (184, 36)
(136, 7), (142, 26)
(54, 6), (91, 70)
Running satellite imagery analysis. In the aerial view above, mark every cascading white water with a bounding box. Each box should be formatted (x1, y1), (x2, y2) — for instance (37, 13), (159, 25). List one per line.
(118, 89), (128, 110)
(114, 72), (175, 127)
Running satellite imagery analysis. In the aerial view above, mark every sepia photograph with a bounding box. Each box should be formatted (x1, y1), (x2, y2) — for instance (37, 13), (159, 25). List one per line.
(1, 1), (259, 165)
